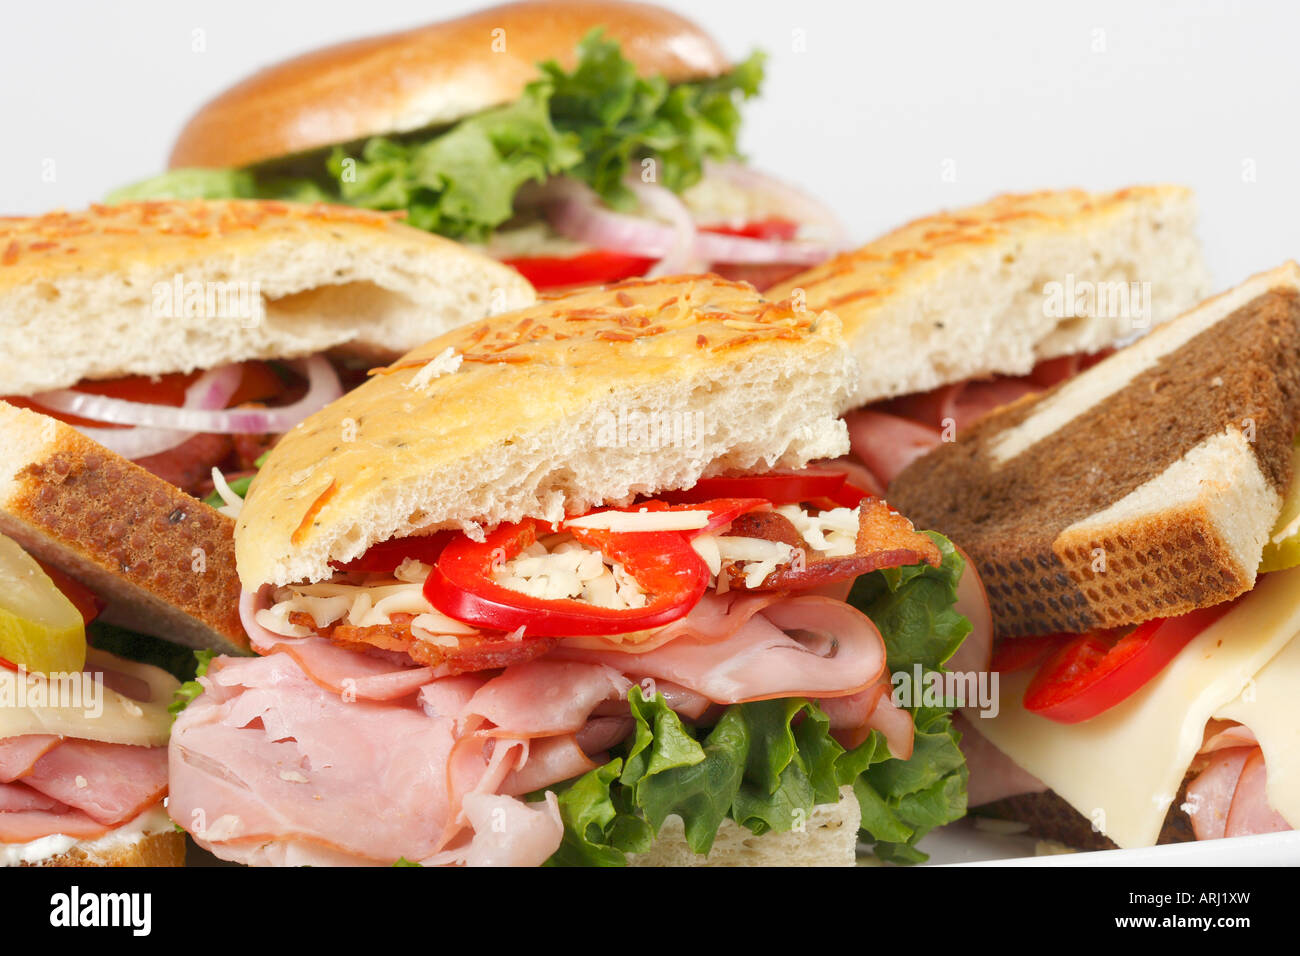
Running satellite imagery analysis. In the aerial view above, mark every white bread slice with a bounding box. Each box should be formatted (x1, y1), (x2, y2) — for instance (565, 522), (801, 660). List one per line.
(889, 263), (1300, 636)
(235, 275), (855, 588)
(766, 186), (1209, 408)
(0, 401), (246, 653)
(0, 200), (535, 395)
(628, 786), (860, 866)
(8, 810), (184, 868)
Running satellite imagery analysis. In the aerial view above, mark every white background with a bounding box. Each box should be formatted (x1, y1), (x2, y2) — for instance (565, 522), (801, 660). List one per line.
(2, 0), (1296, 288)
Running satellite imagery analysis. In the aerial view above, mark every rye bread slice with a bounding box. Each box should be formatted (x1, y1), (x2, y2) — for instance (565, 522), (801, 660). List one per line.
(0, 401), (247, 654)
(889, 263), (1300, 637)
(977, 781), (1197, 851)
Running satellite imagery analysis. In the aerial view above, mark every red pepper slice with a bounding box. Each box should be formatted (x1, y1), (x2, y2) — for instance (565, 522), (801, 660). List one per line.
(1023, 601), (1237, 723)
(424, 517), (709, 637)
(331, 532), (454, 574)
(0, 656), (17, 672)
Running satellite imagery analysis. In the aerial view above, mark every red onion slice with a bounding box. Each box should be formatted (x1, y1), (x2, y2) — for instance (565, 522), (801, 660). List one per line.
(702, 160), (849, 246)
(72, 364), (244, 459)
(624, 179), (700, 276)
(33, 356), (342, 435)
(544, 176), (838, 269)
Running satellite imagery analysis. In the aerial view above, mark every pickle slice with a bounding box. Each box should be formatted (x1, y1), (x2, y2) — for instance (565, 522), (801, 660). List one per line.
(0, 533), (87, 674)
(1260, 441), (1300, 573)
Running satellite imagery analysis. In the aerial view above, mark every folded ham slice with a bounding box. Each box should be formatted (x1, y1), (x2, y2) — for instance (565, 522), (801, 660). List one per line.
(172, 589), (912, 865)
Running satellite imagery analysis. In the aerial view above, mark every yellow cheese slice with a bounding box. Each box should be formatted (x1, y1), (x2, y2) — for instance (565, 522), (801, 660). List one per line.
(0, 647), (178, 747)
(1215, 632), (1300, 828)
(967, 564), (1300, 848)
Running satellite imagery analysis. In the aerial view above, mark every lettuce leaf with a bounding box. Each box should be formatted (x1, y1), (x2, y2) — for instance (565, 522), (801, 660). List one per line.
(540, 531), (972, 866)
(107, 32), (763, 241)
(168, 649), (216, 718)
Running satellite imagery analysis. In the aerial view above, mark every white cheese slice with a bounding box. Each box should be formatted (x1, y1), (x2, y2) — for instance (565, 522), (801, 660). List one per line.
(1214, 629), (1300, 829)
(966, 564), (1300, 848)
(564, 510), (712, 533)
(0, 648), (178, 746)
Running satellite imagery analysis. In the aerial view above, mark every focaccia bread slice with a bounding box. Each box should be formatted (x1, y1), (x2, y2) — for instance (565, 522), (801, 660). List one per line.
(889, 262), (1300, 637)
(235, 274), (856, 589)
(0, 199), (534, 395)
(767, 186), (1209, 408)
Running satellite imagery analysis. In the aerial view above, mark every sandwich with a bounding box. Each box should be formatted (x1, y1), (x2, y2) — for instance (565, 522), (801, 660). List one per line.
(0, 199), (532, 497)
(887, 262), (1300, 850)
(168, 274), (986, 866)
(765, 186), (1211, 493)
(109, 1), (844, 291)
(0, 404), (250, 866)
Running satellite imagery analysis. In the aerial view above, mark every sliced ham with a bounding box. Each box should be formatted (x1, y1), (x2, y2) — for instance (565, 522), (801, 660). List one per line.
(171, 653), (463, 864)
(459, 661), (631, 738)
(827, 680), (916, 760)
(263, 636), (436, 701)
(0, 735), (61, 782)
(20, 738), (168, 827)
(552, 595), (886, 703)
(421, 791), (564, 867)
(1186, 747), (1256, 840)
(0, 781), (63, 813)
(0, 806), (111, 844)
(1224, 750), (1292, 838)
(845, 409), (942, 489)
(953, 712), (1047, 807)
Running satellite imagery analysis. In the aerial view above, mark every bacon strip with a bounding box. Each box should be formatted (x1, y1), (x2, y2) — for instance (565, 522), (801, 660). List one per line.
(721, 497), (940, 591)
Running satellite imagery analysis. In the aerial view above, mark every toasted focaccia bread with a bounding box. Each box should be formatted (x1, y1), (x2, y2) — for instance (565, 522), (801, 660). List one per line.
(767, 186), (1209, 409)
(889, 262), (1300, 637)
(0, 200), (533, 395)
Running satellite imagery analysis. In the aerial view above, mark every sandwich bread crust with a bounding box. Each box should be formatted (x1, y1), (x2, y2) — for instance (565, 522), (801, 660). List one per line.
(0, 200), (534, 395)
(767, 186), (1210, 408)
(168, 1), (732, 169)
(235, 275), (856, 589)
(889, 263), (1300, 637)
(15, 829), (186, 868)
(0, 401), (247, 653)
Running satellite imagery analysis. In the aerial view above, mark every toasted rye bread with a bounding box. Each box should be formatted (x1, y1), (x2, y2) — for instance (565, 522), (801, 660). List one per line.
(0, 200), (534, 395)
(235, 275), (855, 589)
(168, 1), (730, 169)
(889, 263), (1300, 637)
(0, 402), (247, 653)
(629, 786), (860, 866)
(766, 186), (1209, 409)
(16, 828), (185, 868)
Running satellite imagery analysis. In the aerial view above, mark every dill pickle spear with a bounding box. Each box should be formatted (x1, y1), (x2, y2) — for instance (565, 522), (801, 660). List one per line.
(1260, 441), (1300, 573)
(0, 533), (86, 674)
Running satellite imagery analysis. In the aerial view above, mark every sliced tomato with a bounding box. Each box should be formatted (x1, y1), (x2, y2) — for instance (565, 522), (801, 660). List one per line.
(659, 470), (851, 508)
(700, 218), (800, 241)
(226, 362), (288, 407)
(425, 516), (709, 637)
(331, 532), (455, 574)
(33, 559), (103, 625)
(3, 361), (284, 430)
(501, 250), (657, 290)
(1023, 602), (1238, 723)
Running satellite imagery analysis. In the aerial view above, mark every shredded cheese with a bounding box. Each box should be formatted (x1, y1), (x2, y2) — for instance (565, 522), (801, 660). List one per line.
(776, 504), (860, 557)
(405, 347), (463, 392)
(494, 539), (648, 610)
